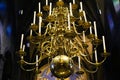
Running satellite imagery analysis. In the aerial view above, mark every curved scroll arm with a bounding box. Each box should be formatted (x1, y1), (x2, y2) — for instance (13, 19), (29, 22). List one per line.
(84, 56), (107, 66)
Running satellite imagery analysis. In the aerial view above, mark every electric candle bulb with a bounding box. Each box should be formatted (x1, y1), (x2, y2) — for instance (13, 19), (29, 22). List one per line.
(94, 21), (98, 38)
(36, 55), (38, 67)
(22, 44), (25, 51)
(80, 2), (83, 11)
(38, 2), (41, 13)
(102, 36), (106, 53)
(30, 29), (32, 36)
(69, 3), (73, 16)
(89, 22), (92, 34)
(83, 31), (86, 42)
(90, 26), (92, 34)
(79, 9), (82, 20)
(46, 0), (48, 5)
(73, 0), (75, 4)
(20, 34), (24, 49)
(95, 49), (98, 63)
(83, 11), (87, 22)
(33, 11), (36, 24)
(68, 13), (71, 30)
(78, 56), (81, 69)
(39, 16), (42, 35)
(49, 2), (52, 15)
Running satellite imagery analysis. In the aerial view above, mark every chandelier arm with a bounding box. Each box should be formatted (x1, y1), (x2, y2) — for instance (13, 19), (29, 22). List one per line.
(82, 65), (99, 73)
(43, 25), (49, 35)
(34, 30), (41, 36)
(73, 23), (81, 35)
(20, 65), (36, 71)
(30, 40), (40, 45)
(84, 56), (107, 66)
(79, 51), (88, 57)
(20, 54), (43, 65)
(41, 41), (52, 54)
(80, 56), (99, 73)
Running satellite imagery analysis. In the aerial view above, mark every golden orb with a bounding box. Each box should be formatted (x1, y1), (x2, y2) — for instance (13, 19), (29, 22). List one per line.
(50, 55), (74, 78)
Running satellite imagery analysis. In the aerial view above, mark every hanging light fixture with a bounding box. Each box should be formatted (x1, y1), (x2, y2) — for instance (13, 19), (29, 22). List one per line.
(17, 0), (109, 80)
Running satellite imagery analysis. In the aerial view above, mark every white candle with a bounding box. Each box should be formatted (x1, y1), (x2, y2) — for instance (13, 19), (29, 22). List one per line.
(49, 2), (52, 15)
(21, 44), (25, 59)
(78, 56), (81, 69)
(99, 9), (102, 14)
(102, 36), (106, 52)
(46, 0), (48, 5)
(79, 9), (82, 20)
(68, 13), (71, 30)
(22, 44), (25, 51)
(83, 11), (87, 22)
(69, 3), (73, 16)
(90, 26), (92, 34)
(80, 2), (83, 11)
(39, 16), (42, 35)
(83, 31), (86, 42)
(36, 55), (39, 67)
(94, 49), (98, 63)
(33, 11), (36, 24)
(89, 22), (92, 34)
(94, 21), (98, 38)
(20, 34), (24, 49)
(73, 0), (75, 4)
(38, 2), (41, 13)
(30, 29), (32, 36)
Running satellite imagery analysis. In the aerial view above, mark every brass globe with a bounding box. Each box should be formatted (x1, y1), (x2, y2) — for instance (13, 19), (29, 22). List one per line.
(50, 55), (74, 78)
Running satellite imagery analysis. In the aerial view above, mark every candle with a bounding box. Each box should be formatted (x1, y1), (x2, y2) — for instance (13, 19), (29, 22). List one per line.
(30, 29), (32, 36)
(68, 13), (71, 30)
(22, 44), (25, 51)
(20, 34), (24, 49)
(102, 36), (106, 53)
(33, 11), (36, 24)
(80, 2), (83, 11)
(83, 11), (87, 22)
(46, 0), (48, 5)
(94, 21), (98, 38)
(78, 56), (81, 69)
(90, 26), (92, 34)
(99, 9), (102, 14)
(94, 49), (98, 63)
(89, 22), (92, 34)
(79, 9), (82, 20)
(49, 2), (52, 15)
(36, 55), (38, 67)
(83, 31), (86, 42)
(38, 2), (41, 13)
(73, 0), (75, 4)
(69, 3), (73, 16)
(39, 16), (42, 35)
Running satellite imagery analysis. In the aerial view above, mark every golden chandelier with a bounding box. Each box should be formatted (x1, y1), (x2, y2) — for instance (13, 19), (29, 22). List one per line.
(17, 0), (109, 80)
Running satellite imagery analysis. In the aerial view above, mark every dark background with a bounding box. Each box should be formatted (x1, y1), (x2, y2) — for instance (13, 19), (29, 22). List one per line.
(0, 0), (120, 80)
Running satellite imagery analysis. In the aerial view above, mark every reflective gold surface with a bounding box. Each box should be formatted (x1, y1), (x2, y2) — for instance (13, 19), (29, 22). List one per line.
(50, 55), (74, 78)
